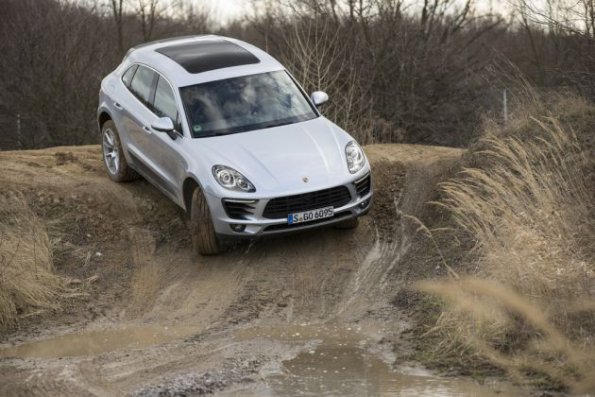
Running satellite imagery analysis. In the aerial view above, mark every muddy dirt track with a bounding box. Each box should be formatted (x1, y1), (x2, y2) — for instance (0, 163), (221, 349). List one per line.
(0, 144), (526, 396)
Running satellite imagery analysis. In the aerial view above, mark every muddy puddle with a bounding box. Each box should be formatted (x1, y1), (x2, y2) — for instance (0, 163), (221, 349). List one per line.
(230, 324), (527, 397)
(0, 325), (199, 359)
(0, 323), (527, 396)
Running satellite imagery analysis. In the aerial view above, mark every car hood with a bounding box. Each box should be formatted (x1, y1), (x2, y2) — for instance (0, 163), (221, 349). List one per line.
(186, 117), (353, 195)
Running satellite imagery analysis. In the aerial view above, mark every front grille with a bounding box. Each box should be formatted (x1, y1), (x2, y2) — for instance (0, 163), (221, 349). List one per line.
(354, 174), (371, 197)
(222, 199), (257, 220)
(263, 186), (352, 219)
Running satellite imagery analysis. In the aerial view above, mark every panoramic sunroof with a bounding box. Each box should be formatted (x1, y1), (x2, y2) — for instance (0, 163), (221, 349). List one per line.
(155, 39), (260, 74)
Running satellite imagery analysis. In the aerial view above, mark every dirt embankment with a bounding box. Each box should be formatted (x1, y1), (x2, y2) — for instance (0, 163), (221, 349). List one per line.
(0, 144), (483, 396)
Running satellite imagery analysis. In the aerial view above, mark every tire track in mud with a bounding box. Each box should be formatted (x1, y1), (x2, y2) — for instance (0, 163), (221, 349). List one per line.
(336, 160), (409, 320)
(337, 151), (464, 321)
(217, 223), (376, 325)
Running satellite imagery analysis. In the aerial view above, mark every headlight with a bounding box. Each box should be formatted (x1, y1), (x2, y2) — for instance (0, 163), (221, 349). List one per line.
(345, 141), (365, 174)
(212, 165), (256, 192)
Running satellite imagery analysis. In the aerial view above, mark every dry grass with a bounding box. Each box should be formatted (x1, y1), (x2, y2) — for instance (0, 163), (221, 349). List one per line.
(443, 118), (592, 296)
(416, 100), (595, 392)
(0, 191), (74, 327)
(417, 278), (595, 392)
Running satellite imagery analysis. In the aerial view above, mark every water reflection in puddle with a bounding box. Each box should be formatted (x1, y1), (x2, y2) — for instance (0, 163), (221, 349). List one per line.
(230, 324), (526, 397)
(265, 345), (521, 397)
(0, 325), (198, 359)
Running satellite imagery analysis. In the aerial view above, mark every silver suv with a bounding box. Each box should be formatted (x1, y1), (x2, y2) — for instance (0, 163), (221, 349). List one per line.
(97, 35), (372, 255)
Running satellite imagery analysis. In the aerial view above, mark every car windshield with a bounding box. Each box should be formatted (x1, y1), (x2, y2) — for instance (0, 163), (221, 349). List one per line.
(180, 71), (318, 137)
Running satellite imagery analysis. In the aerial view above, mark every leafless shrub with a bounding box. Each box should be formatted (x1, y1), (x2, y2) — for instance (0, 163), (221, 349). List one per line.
(245, 0), (504, 146)
(279, 17), (376, 144)
(0, 0), (213, 151)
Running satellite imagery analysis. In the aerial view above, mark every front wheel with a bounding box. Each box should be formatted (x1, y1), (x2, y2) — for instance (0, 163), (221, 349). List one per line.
(190, 188), (221, 255)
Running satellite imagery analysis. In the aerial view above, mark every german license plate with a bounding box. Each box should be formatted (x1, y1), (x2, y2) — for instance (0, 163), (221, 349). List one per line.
(288, 206), (334, 225)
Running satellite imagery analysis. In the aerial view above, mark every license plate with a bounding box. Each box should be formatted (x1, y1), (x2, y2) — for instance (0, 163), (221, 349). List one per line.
(288, 206), (334, 225)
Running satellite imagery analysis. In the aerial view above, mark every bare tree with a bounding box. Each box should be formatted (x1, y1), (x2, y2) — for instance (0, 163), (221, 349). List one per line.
(136, 0), (174, 41)
(137, 0), (158, 41)
(581, 0), (595, 36)
(280, 17), (375, 142)
(173, 0), (213, 33)
(513, 0), (595, 92)
(515, 0), (595, 38)
(0, 0), (121, 149)
(110, 0), (125, 53)
(2, 0), (593, 151)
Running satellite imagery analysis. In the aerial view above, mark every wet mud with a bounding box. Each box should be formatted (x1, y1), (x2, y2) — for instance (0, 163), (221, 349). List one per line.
(0, 144), (528, 396)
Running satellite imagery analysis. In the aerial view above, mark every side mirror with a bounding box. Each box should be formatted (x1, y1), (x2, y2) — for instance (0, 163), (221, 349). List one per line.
(151, 117), (175, 132)
(311, 91), (329, 107)
(151, 117), (177, 140)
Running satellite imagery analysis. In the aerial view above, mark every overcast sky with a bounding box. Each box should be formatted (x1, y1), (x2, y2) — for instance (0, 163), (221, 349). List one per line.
(205, 0), (245, 22)
(93, 0), (517, 25)
(203, 0), (514, 23)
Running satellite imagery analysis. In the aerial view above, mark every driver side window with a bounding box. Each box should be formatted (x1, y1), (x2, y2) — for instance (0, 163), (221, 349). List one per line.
(153, 76), (179, 129)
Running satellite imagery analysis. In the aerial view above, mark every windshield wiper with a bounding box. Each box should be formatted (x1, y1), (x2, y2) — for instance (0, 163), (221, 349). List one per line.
(260, 120), (295, 130)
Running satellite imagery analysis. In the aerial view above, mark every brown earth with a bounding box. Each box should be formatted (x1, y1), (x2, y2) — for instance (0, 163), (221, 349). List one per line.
(0, 144), (523, 396)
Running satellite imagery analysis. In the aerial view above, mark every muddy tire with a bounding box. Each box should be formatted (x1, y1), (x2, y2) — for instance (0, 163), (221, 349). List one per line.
(334, 217), (360, 230)
(190, 187), (221, 255)
(101, 120), (139, 182)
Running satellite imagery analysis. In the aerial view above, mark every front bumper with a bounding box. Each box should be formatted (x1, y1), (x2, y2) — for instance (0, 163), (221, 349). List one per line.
(206, 173), (373, 237)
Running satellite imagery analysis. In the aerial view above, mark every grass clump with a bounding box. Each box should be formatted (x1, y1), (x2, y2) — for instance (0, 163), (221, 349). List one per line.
(416, 98), (595, 392)
(0, 191), (73, 328)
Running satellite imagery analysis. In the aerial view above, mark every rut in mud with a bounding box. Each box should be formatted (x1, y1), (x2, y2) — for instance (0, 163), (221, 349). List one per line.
(0, 144), (523, 396)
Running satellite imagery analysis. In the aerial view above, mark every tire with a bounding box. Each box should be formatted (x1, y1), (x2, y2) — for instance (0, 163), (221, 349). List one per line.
(101, 120), (139, 182)
(190, 187), (221, 255)
(334, 217), (360, 230)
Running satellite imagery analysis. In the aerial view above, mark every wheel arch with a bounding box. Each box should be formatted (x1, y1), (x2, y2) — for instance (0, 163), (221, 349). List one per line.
(183, 177), (201, 213)
(98, 111), (112, 132)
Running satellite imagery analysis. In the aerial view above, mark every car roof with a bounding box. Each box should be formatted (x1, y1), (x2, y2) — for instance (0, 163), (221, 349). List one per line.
(123, 35), (285, 88)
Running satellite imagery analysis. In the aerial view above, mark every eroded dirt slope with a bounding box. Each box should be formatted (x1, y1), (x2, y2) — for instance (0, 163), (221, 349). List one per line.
(0, 144), (470, 396)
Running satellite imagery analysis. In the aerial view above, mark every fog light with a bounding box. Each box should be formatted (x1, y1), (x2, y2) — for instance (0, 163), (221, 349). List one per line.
(359, 199), (370, 209)
(230, 224), (246, 232)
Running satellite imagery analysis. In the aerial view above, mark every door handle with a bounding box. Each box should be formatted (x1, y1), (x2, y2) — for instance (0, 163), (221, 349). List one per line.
(113, 102), (123, 110)
(143, 126), (152, 134)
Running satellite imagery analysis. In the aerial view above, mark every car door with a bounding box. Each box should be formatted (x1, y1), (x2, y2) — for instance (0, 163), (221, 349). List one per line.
(141, 74), (187, 200)
(121, 65), (158, 167)
(122, 65), (185, 201)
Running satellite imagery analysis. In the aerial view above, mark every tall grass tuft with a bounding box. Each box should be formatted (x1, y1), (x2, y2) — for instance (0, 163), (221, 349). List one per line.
(0, 192), (72, 328)
(417, 105), (595, 392)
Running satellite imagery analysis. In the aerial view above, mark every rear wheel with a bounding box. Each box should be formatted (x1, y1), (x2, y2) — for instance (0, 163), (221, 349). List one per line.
(190, 187), (221, 255)
(101, 120), (138, 182)
(334, 217), (360, 230)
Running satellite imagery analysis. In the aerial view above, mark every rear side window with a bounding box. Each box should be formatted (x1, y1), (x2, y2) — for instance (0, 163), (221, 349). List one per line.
(153, 76), (178, 122)
(121, 65), (138, 87)
(129, 66), (155, 105)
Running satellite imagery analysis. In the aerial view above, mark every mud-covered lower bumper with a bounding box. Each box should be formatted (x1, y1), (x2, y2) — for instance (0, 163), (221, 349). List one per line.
(206, 174), (373, 237)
